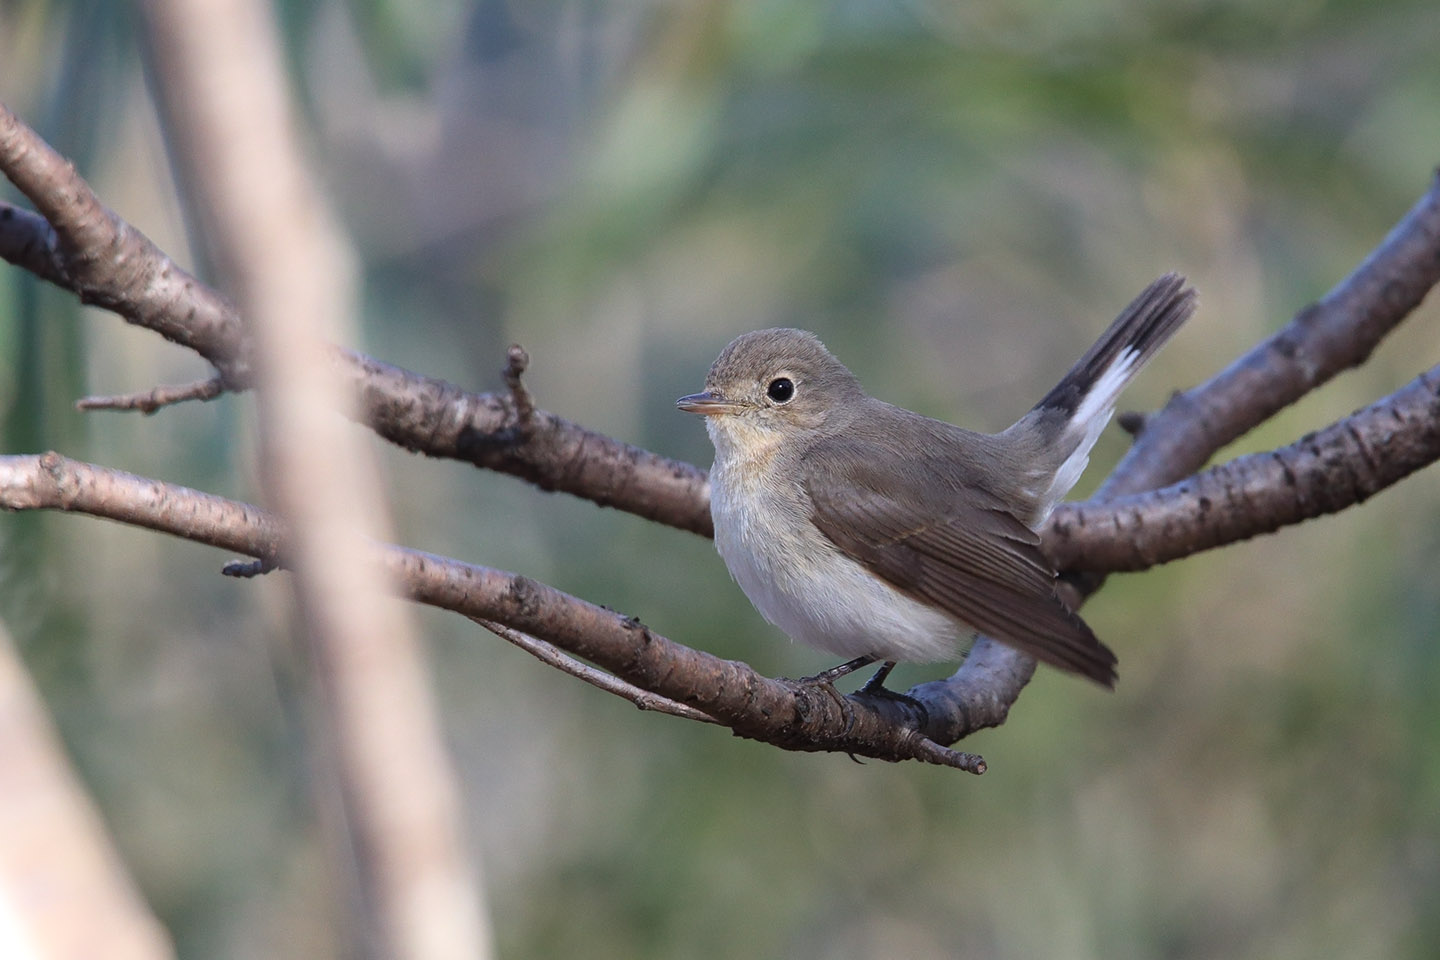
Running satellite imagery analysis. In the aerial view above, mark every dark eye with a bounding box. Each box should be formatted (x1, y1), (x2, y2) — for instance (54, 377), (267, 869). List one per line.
(766, 377), (795, 403)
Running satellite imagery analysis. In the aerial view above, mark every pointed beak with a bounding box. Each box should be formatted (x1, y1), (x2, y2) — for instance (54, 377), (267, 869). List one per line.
(676, 391), (739, 416)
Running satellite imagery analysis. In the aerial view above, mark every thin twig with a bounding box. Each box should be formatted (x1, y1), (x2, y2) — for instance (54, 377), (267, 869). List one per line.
(470, 617), (720, 724)
(77, 376), (226, 414)
(502, 345), (535, 429)
(909, 738), (987, 774)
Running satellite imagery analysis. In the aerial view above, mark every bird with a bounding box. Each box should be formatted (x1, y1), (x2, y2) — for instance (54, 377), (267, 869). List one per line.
(677, 273), (1196, 690)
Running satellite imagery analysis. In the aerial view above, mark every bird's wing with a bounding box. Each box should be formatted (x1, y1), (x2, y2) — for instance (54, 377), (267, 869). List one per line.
(803, 441), (1117, 686)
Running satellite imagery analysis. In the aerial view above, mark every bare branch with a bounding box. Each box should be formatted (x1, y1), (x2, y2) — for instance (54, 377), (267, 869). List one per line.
(0, 453), (988, 772)
(1098, 170), (1440, 499)
(338, 351), (713, 535)
(4, 100), (1437, 550)
(4, 93), (1439, 764)
(0, 103), (713, 535)
(501, 345), (535, 429)
(0, 103), (250, 385)
(76, 375), (226, 414)
(469, 617), (721, 724)
(1048, 364), (1440, 571)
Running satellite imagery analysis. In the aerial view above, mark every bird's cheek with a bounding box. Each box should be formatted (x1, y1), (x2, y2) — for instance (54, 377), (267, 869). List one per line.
(707, 415), (781, 462)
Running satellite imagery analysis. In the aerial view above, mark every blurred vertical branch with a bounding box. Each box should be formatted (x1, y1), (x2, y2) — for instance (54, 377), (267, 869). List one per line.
(136, 2), (492, 959)
(0, 620), (175, 960)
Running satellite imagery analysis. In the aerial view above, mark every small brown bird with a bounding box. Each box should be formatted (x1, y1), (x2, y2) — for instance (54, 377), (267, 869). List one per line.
(678, 274), (1196, 689)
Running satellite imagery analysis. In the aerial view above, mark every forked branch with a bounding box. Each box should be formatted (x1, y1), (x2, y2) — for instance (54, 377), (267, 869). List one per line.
(0, 453), (986, 773)
(3, 95), (1440, 767)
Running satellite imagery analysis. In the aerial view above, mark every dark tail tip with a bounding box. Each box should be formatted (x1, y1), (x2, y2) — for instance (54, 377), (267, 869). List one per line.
(1036, 273), (1197, 418)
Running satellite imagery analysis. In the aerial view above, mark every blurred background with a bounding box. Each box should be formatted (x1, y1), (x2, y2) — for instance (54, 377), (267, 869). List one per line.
(3, 0), (1440, 957)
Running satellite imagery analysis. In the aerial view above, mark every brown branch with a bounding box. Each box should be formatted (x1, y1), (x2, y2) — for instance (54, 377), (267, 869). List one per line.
(135, 0), (494, 954)
(76, 376), (226, 414)
(5, 94), (1440, 757)
(338, 350), (713, 535)
(4, 103), (1438, 550)
(0, 453), (984, 772)
(1047, 364), (1440, 571)
(0, 101), (713, 535)
(0, 104), (250, 385)
(469, 617), (721, 724)
(1097, 170), (1440, 499)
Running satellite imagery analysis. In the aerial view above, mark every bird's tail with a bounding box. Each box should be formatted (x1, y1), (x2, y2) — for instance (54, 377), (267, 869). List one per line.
(1022, 273), (1197, 514)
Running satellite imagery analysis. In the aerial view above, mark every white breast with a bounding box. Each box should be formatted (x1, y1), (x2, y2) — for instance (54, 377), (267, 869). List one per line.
(708, 443), (969, 664)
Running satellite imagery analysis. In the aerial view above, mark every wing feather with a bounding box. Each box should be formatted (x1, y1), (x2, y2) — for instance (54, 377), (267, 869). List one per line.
(804, 441), (1117, 686)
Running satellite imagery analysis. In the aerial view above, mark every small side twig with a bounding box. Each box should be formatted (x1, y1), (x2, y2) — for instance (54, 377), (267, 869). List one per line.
(502, 344), (535, 430)
(77, 375), (227, 414)
(470, 616), (720, 724)
(221, 556), (281, 578)
(909, 738), (987, 774)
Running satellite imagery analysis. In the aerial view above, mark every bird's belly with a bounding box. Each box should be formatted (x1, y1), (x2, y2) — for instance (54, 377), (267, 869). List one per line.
(709, 470), (969, 663)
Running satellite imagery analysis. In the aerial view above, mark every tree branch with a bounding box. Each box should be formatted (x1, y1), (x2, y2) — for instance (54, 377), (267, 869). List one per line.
(1047, 364), (1440, 571)
(338, 350), (713, 535)
(470, 617), (721, 724)
(0, 453), (985, 773)
(0, 621), (176, 960)
(135, 0), (494, 954)
(0, 95), (713, 533)
(0, 104), (250, 386)
(1097, 170), (1440, 499)
(5, 93), (1440, 764)
(4, 102), (1439, 551)
(76, 376), (226, 414)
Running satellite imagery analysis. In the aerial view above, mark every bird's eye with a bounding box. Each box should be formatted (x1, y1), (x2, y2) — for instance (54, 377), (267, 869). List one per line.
(766, 377), (795, 403)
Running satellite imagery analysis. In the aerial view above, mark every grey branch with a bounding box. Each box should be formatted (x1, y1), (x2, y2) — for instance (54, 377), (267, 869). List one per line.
(470, 617), (721, 724)
(1099, 171), (1440, 500)
(4, 94), (1438, 562)
(5, 92), (1440, 761)
(0, 104), (251, 386)
(1049, 365), (1440, 571)
(77, 376), (226, 414)
(0, 453), (984, 772)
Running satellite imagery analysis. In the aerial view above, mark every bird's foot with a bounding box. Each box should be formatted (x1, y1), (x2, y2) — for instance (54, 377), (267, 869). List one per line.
(853, 661), (929, 727)
(795, 655), (877, 687)
(784, 657), (877, 736)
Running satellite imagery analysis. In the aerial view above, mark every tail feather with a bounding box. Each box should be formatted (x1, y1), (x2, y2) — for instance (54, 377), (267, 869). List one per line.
(1033, 273), (1197, 508)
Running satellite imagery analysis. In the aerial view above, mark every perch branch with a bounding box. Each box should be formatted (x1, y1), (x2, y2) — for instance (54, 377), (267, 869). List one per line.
(0, 452), (981, 772)
(5, 95), (1440, 753)
(1048, 364), (1440, 571)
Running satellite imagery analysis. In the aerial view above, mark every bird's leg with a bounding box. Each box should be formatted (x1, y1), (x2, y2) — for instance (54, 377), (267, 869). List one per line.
(796, 655), (877, 686)
(859, 660), (897, 693)
(854, 660), (928, 726)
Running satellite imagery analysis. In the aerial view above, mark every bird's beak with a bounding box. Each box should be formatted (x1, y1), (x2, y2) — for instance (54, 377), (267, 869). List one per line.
(676, 391), (739, 416)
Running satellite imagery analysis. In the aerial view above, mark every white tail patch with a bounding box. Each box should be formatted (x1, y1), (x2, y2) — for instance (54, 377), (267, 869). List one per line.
(1036, 346), (1141, 517)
